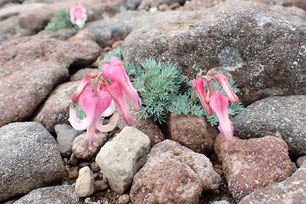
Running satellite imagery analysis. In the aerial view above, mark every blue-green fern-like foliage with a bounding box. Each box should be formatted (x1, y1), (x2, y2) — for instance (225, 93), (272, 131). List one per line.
(45, 8), (79, 33)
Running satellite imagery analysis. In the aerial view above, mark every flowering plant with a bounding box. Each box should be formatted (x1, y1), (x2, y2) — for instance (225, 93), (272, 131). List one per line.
(192, 68), (239, 140)
(69, 57), (141, 148)
(69, 3), (87, 29)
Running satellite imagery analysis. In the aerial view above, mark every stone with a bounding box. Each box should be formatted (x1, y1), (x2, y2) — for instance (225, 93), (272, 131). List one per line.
(139, 0), (185, 10)
(130, 140), (221, 203)
(72, 132), (107, 160)
(90, 162), (100, 172)
(75, 166), (95, 197)
(117, 110), (165, 146)
(68, 168), (79, 179)
(167, 114), (218, 153)
(68, 28), (96, 42)
(118, 194), (130, 204)
(121, 0), (306, 105)
(13, 185), (79, 204)
(0, 36), (100, 127)
(95, 126), (151, 194)
(0, 122), (65, 203)
(182, 0), (224, 10)
(70, 68), (98, 81)
(214, 134), (292, 202)
(296, 156), (306, 167)
(55, 124), (83, 157)
(239, 160), (306, 204)
(0, 3), (45, 21)
(36, 28), (76, 41)
(233, 95), (306, 156)
(94, 180), (108, 192)
(86, 10), (153, 47)
(212, 201), (230, 204)
(33, 81), (80, 132)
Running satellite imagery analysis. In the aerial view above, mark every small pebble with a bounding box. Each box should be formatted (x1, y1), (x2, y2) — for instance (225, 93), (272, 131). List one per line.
(296, 156), (306, 167)
(118, 194), (130, 204)
(91, 162), (100, 172)
(169, 2), (180, 10)
(158, 4), (168, 11)
(68, 168), (79, 179)
(94, 180), (108, 192)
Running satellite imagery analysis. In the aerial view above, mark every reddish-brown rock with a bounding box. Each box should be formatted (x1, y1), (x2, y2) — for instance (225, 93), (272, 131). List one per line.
(130, 140), (221, 203)
(33, 81), (80, 132)
(167, 114), (218, 153)
(214, 134), (292, 201)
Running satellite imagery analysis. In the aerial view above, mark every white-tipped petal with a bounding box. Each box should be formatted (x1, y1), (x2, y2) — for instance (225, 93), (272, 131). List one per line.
(101, 100), (116, 117)
(96, 112), (120, 132)
(68, 107), (89, 130)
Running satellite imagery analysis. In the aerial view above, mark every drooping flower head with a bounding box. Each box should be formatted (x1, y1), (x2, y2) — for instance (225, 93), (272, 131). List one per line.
(192, 68), (238, 140)
(69, 57), (141, 148)
(70, 3), (87, 28)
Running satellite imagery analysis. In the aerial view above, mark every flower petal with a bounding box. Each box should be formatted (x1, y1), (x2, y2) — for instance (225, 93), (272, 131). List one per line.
(102, 57), (141, 110)
(107, 81), (134, 126)
(84, 123), (95, 148)
(192, 78), (213, 115)
(209, 91), (234, 140)
(96, 112), (120, 132)
(214, 74), (239, 103)
(72, 74), (90, 104)
(68, 106), (89, 130)
(101, 100), (115, 117)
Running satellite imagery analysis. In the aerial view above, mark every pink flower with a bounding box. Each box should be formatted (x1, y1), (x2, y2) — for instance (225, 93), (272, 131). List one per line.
(69, 87), (119, 148)
(106, 81), (134, 126)
(214, 74), (239, 103)
(209, 91), (234, 141)
(102, 57), (142, 111)
(192, 78), (213, 115)
(70, 3), (87, 28)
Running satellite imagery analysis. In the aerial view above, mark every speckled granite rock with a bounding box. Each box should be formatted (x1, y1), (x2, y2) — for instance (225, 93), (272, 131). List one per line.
(239, 158), (306, 204)
(130, 140), (221, 203)
(70, 68), (98, 81)
(139, 0), (185, 9)
(122, 0), (306, 105)
(0, 36), (100, 127)
(167, 114), (218, 153)
(214, 134), (292, 202)
(14, 185), (79, 204)
(233, 95), (306, 156)
(75, 166), (94, 197)
(33, 81), (80, 132)
(0, 122), (64, 203)
(117, 110), (165, 146)
(296, 156), (306, 167)
(96, 127), (151, 194)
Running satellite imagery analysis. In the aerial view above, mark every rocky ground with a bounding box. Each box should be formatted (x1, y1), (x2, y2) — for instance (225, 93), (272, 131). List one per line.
(0, 0), (305, 204)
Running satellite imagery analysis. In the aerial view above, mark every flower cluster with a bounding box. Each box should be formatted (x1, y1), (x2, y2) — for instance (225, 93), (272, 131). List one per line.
(70, 3), (87, 28)
(192, 68), (239, 140)
(69, 57), (141, 148)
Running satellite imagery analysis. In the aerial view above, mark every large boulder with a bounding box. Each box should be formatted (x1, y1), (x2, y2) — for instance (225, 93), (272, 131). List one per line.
(0, 122), (65, 203)
(122, 0), (306, 105)
(233, 95), (306, 156)
(215, 134), (292, 202)
(0, 36), (100, 127)
(130, 139), (221, 203)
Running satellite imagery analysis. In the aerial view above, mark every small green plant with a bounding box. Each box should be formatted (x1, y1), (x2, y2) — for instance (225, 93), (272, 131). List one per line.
(168, 93), (204, 116)
(45, 8), (79, 33)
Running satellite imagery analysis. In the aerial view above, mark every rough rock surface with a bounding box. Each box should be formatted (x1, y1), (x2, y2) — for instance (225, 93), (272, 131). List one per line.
(130, 139), (221, 203)
(70, 68), (98, 81)
(72, 132), (107, 160)
(96, 126), (151, 194)
(75, 166), (94, 197)
(117, 110), (165, 145)
(239, 159), (306, 204)
(0, 122), (64, 203)
(33, 81), (80, 132)
(55, 124), (83, 157)
(167, 114), (218, 153)
(14, 185), (79, 204)
(215, 134), (292, 201)
(139, 0), (185, 9)
(86, 10), (153, 47)
(297, 156), (306, 167)
(233, 95), (306, 156)
(122, 0), (306, 105)
(0, 36), (100, 127)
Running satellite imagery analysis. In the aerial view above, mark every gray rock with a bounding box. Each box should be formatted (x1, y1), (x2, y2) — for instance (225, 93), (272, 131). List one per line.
(13, 185), (79, 204)
(296, 155), (306, 167)
(75, 166), (94, 197)
(95, 126), (151, 194)
(0, 122), (64, 203)
(55, 124), (83, 157)
(0, 3), (44, 21)
(239, 158), (306, 204)
(121, 0), (306, 105)
(139, 0), (185, 9)
(0, 0), (24, 8)
(0, 36), (100, 127)
(33, 81), (80, 132)
(233, 95), (306, 156)
(212, 200), (230, 204)
(130, 139), (221, 203)
(86, 10), (153, 47)
(214, 134), (292, 202)
(72, 132), (107, 160)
